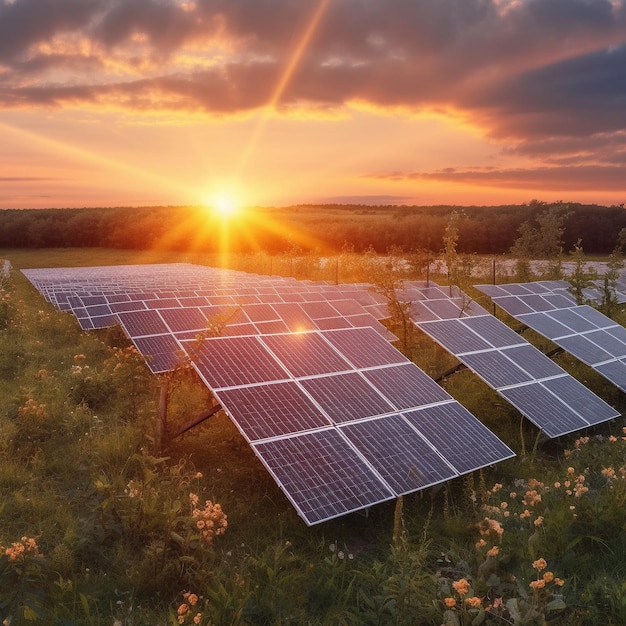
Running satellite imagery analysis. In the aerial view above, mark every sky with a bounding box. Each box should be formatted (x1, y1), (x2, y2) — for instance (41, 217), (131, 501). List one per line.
(2, 0), (626, 210)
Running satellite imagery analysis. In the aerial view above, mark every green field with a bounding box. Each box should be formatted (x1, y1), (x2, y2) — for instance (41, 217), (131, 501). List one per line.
(1, 248), (626, 625)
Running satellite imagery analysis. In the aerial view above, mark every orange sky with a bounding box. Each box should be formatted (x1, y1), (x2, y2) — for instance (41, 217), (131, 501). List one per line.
(2, 0), (626, 210)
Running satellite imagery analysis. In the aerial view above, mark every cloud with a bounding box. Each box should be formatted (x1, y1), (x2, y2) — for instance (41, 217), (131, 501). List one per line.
(366, 163), (626, 192)
(2, 0), (626, 167)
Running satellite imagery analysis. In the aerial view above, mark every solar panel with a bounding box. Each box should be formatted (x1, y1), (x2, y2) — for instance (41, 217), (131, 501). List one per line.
(541, 376), (620, 425)
(322, 327), (409, 369)
(299, 373), (395, 423)
(548, 308), (598, 333)
(550, 334), (613, 365)
(133, 334), (182, 374)
(117, 310), (169, 337)
(339, 415), (457, 492)
(402, 403), (515, 473)
(499, 383), (589, 438)
(260, 333), (353, 378)
(410, 281), (619, 438)
(192, 336), (289, 389)
(461, 315), (525, 349)
(252, 429), (395, 526)
(517, 312), (572, 339)
(419, 319), (492, 354)
(500, 345), (565, 379)
(361, 364), (451, 410)
(595, 360), (626, 392)
(215, 382), (331, 440)
(24, 264), (519, 526)
(461, 351), (533, 388)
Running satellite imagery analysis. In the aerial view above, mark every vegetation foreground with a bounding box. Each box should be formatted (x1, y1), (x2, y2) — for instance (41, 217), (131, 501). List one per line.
(2, 248), (626, 625)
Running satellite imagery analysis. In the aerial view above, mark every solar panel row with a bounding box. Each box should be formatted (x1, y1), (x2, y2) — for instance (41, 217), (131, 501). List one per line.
(190, 326), (515, 525)
(403, 281), (619, 438)
(22, 264), (515, 526)
(475, 281), (626, 393)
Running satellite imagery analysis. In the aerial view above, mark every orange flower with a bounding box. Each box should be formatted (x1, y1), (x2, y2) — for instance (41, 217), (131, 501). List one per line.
(543, 571), (554, 583)
(532, 558), (547, 571)
(487, 546), (499, 558)
(444, 597), (457, 608)
(465, 596), (482, 609)
(452, 578), (470, 596)
(530, 579), (546, 590)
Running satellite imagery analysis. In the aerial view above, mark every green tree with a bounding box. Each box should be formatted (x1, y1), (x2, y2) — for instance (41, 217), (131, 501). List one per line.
(567, 239), (597, 305)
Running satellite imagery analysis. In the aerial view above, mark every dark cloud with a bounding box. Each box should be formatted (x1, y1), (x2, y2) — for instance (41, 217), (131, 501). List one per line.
(3, 0), (626, 180)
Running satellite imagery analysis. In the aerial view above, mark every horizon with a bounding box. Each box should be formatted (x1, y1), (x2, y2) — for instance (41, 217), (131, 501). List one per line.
(2, 1), (626, 210)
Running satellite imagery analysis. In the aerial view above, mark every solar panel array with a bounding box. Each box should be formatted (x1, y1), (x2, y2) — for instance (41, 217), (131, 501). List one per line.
(475, 281), (626, 393)
(23, 264), (395, 373)
(401, 281), (619, 438)
(22, 263), (515, 526)
(188, 326), (514, 525)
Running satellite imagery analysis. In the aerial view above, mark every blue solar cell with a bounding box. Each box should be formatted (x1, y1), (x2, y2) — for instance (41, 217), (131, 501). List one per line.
(548, 309), (597, 333)
(300, 372), (395, 423)
(517, 312), (572, 339)
(252, 429), (395, 525)
(261, 333), (353, 378)
(585, 329), (626, 358)
(420, 319), (492, 354)
(499, 383), (588, 438)
(541, 377), (619, 426)
(500, 345), (564, 379)
(133, 334), (182, 374)
(216, 382), (331, 440)
(340, 415), (456, 492)
(362, 363), (450, 410)
(402, 403), (515, 473)
(159, 307), (207, 333)
(322, 327), (409, 368)
(595, 360), (626, 393)
(461, 351), (532, 388)
(117, 310), (170, 337)
(556, 335), (613, 365)
(192, 336), (289, 389)
(461, 315), (524, 349)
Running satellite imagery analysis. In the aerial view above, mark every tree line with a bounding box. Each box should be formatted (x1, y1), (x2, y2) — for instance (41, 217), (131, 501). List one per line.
(0, 200), (624, 255)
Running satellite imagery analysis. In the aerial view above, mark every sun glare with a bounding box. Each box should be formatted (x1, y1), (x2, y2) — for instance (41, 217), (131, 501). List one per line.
(213, 193), (239, 218)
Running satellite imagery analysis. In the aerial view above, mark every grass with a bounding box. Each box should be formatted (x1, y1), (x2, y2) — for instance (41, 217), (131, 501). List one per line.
(1, 247), (626, 624)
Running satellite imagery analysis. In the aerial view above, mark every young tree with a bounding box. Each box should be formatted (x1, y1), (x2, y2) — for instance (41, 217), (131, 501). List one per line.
(599, 248), (624, 319)
(510, 206), (570, 280)
(567, 239), (597, 305)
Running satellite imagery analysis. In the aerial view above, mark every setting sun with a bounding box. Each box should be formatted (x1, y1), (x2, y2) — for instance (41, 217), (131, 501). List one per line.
(213, 193), (239, 218)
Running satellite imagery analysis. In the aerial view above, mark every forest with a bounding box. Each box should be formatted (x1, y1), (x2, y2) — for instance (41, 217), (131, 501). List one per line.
(1, 200), (625, 255)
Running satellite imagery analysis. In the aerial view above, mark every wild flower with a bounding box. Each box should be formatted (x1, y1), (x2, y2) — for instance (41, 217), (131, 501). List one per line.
(2, 536), (43, 561)
(532, 558), (547, 571)
(452, 578), (470, 595)
(190, 495), (227, 545)
(487, 546), (499, 557)
(465, 596), (482, 608)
